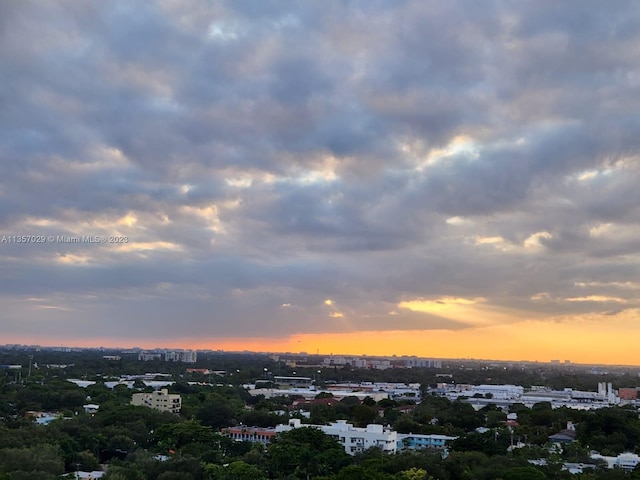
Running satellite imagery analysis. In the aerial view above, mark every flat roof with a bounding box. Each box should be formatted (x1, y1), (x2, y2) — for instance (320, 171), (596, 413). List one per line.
(274, 376), (312, 381)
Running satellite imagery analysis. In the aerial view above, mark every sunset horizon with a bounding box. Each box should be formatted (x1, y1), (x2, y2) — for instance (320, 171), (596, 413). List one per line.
(3, 2), (640, 369)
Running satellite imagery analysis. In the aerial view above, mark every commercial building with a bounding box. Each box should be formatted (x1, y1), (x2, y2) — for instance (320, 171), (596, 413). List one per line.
(248, 387), (389, 402)
(469, 384), (524, 399)
(273, 376), (313, 387)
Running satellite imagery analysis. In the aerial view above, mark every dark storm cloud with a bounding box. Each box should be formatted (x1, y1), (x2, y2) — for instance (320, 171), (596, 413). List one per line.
(2, 0), (640, 342)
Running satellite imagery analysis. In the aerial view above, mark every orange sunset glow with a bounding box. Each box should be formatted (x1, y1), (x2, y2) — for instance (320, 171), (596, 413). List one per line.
(2, 1), (640, 366)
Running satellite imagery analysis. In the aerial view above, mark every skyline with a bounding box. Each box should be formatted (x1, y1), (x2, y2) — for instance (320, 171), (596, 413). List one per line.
(2, 1), (640, 365)
(1, 340), (639, 369)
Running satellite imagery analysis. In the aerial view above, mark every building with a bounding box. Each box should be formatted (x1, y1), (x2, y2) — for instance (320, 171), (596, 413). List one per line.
(469, 385), (524, 400)
(165, 350), (197, 363)
(138, 352), (161, 361)
(222, 426), (278, 444)
(321, 356), (393, 370)
(398, 433), (458, 452)
(222, 419), (458, 457)
(131, 389), (181, 413)
(248, 387), (389, 402)
(222, 420), (398, 455)
(273, 376), (313, 387)
(277, 419), (398, 455)
(618, 388), (637, 401)
(549, 422), (577, 443)
(591, 452), (640, 471)
(180, 350), (197, 363)
(62, 471), (105, 479)
(405, 358), (442, 368)
(83, 404), (100, 415)
(616, 453), (640, 471)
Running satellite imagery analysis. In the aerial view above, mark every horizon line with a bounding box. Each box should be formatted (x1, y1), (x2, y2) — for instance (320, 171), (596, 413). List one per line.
(2, 343), (639, 369)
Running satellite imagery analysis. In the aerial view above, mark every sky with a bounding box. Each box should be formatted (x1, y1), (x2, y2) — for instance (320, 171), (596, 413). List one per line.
(1, 1), (640, 365)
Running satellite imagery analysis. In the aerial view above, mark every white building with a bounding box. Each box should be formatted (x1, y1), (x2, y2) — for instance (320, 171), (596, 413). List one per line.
(180, 350), (197, 363)
(63, 471), (105, 479)
(470, 385), (524, 399)
(249, 387), (389, 402)
(405, 358), (442, 368)
(222, 420), (455, 457)
(322, 357), (392, 370)
(164, 350), (197, 363)
(83, 404), (99, 414)
(277, 419), (398, 455)
(591, 452), (640, 471)
(328, 382), (421, 401)
(131, 389), (181, 413)
(138, 352), (161, 361)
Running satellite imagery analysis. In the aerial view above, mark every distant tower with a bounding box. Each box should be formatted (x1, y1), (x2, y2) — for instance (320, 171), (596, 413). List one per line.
(598, 382), (607, 397)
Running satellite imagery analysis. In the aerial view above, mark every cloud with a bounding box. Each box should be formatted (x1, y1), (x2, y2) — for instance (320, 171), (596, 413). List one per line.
(2, 1), (640, 355)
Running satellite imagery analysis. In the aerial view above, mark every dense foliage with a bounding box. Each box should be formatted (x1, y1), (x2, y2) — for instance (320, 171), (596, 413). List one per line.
(1, 350), (640, 478)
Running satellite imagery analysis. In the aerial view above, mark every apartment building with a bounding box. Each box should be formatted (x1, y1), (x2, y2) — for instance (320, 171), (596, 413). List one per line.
(276, 419), (398, 455)
(131, 388), (181, 413)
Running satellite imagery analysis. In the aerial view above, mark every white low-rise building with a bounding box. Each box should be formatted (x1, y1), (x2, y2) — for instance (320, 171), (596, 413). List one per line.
(277, 419), (398, 455)
(470, 384), (524, 399)
(591, 452), (640, 471)
(249, 387), (389, 402)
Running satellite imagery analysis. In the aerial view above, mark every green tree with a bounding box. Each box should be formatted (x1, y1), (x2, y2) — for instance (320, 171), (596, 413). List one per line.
(267, 427), (349, 479)
(352, 405), (378, 427)
(223, 461), (267, 480)
(0, 445), (64, 477)
(502, 466), (546, 480)
(197, 394), (236, 428)
(154, 421), (216, 450)
(327, 464), (392, 479)
(397, 467), (434, 480)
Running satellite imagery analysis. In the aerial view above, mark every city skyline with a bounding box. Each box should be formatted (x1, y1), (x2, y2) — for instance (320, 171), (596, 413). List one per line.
(2, 2), (640, 365)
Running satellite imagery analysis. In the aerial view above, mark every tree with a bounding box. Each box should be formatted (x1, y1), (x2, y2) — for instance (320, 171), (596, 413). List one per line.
(0, 445), (64, 477)
(223, 461), (267, 480)
(154, 421), (216, 451)
(577, 407), (640, 454)
(267, 427), (349, 479)
(352, 405), (378, 427)
(315, 392), (334, 400)
(197, 394), (236, 429)
(327, 464), (392, 479)
(238, 410), (279, 428)
(502, 466), (546, 480)
(157, 473), (195, 480)
(397, 467), (434, 480)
